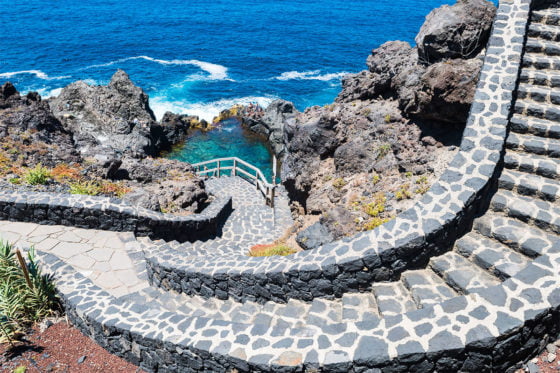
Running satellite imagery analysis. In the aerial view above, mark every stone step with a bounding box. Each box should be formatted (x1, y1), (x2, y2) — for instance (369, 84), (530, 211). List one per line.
(400, 269), (457, 308)
(504, 151), (560, 180)
(520, 68), (560, 89)
(517, 83), (560, 105)
(523, 52), (560, 70)
(526, 38), (560, 56)
(455, 232), (531, 280)
(473, 212), (559, 258)
(532, 9), (560, 26)
(510, 113), (560, 139)
(371, 282), (416, 317)
(491, 189), (560, 234)
(506, 132), (560, 158)
(340, 293), (380, 321)
(529, 22), (560, 42)
(514, 98), (560, 122)
(500, 168), (560, 203)
(429, 251), (501, 294)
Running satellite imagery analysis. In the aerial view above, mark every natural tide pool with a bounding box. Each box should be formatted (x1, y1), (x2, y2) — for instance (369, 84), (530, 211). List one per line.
(166, 118), (277, 182)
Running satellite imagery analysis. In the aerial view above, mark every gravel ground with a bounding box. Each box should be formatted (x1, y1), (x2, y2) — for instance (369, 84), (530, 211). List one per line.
(0, 321), (143, 373)
(517, 339), (560, 373)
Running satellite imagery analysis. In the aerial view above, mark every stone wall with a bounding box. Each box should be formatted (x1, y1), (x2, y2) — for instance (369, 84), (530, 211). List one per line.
(145, 0), (531, 304)
(0, 190), (232, 242)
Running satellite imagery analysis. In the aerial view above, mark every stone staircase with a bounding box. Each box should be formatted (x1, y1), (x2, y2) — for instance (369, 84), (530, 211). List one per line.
(2, 1), (560, 371)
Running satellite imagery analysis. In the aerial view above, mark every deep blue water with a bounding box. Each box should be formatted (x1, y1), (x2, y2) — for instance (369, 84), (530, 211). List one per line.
(1, 0), (491, 178)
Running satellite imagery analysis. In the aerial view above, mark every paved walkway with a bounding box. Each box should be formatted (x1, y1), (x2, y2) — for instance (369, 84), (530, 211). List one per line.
(0, 176), (294, 300)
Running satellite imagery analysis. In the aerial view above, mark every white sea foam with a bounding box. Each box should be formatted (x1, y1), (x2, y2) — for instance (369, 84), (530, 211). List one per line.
(150, 95), (276, 122)
(275, 70), (348, 81)
(83, 56), (230, 81)
(34, 87), (63, 98)
(0, 70), (70, 81)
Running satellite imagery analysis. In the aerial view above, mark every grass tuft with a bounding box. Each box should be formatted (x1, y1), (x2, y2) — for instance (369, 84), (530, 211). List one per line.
(248, 244), (296, 257)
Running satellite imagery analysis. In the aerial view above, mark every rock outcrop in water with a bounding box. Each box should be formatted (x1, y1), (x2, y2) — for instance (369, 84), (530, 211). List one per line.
(0, 80), (208, 215)
(242, 100), (299, 157)
(49, 70), (184, 162)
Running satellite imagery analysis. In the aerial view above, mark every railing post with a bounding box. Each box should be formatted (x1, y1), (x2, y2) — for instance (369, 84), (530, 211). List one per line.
(269, 187), (275, 208)
(272, 155), (277, 186)
(233, 159), (237, 177)
(217, 160), (221, 178)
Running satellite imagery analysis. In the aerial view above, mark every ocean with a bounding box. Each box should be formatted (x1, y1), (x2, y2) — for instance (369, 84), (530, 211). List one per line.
(1, 0), (485, 178)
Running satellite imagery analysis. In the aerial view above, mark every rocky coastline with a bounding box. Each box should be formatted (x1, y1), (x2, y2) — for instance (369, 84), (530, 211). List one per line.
(0, 72), (209, 215)
(214, 0), (497, 249)
(0, 0), (497, 250)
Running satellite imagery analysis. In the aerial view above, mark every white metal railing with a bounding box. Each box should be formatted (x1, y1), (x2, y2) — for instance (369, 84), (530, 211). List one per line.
(192, 156), (277, 207)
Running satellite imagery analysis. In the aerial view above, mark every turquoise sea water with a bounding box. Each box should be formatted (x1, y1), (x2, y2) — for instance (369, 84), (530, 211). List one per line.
(1, 0), (493, 177)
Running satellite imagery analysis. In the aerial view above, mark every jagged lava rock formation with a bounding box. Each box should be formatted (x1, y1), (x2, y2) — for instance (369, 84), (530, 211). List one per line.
(276, 0), (496, 245)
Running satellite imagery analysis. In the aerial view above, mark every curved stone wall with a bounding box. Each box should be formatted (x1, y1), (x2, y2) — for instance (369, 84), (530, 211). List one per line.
(145, 0), (530, 304)
(39, 234), (560, 372)
(0, 190), (232, 242)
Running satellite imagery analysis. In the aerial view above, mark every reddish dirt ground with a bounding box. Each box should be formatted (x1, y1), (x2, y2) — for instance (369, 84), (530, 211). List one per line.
(0, 321), (144, 373)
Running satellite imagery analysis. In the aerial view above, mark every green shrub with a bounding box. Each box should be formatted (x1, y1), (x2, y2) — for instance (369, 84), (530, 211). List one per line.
(24, 164), (51, 185)
(69, 180), (101, 196)
(0, 241), (59, 343)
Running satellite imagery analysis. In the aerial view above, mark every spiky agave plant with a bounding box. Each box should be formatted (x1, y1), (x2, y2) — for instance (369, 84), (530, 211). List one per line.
(0, 241), (59, 343)
(25, 247), (59, 320)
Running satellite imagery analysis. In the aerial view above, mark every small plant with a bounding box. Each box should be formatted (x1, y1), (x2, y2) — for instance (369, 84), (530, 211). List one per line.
(384, 114), (392, 123)
(396, 184), (412, 200)
(8, 177), (21, 185)
(24, 164), (51, 185)
(100, 181), (131, 198)
(363, 193), (386, 217)
(414, 175), (430, 195)
(372, 174), (381, 185)
(248, 243), (296, 257)
(376, 143), (391, 160)
(323, 174), (333, 182)
(69, 180), (101, 196)
(404, 171), (413, 178)
(0, 241), (59, 343)
(332, 178), (347, 190)
(51, 164), (81, 182)
(363, 216), (392, 231)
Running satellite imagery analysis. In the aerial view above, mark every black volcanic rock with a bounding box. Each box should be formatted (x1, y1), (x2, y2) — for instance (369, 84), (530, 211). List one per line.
(49, 70), (182, 160)
(415, 0), (496, 63)
(0, 83), (80, 167)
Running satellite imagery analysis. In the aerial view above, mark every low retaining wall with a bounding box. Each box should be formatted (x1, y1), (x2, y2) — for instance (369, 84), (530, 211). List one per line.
(0, 190), (232, 242)
(145, 0), (530, 304)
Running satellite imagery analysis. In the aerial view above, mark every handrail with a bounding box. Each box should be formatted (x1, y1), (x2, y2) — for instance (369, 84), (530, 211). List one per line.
(192, 157), (276, 207)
